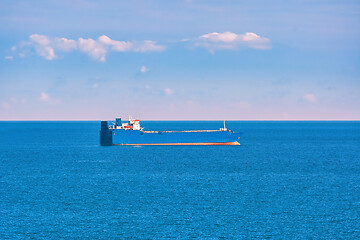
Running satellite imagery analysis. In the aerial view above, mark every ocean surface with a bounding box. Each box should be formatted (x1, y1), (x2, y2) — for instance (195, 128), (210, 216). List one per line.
(0, 121), (359, 239)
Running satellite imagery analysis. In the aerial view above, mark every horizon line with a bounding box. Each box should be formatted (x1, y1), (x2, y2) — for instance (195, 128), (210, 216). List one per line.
(0, 119), (359, 121)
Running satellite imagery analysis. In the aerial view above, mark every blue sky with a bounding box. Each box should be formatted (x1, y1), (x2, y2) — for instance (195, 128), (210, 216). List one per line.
(1, 0), (359, 120)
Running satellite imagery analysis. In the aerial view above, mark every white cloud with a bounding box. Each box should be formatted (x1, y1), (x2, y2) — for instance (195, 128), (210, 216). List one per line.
(93, 83), (99, 88)
(15, 34), (166, 61)
(201, 32), (238, 43)
(40, 92), (50, 101)
(30, 34), (51, 45)
(78, 37), (107, 62)
(133, 40), (165, 52)
(29, 34), (57, 60)
(240, 32), (271, 49)
(5, 56), (13, 60)
(39, 46), (56, 60)
(164, 88), (173, 95)
(98, 35), (133, 52)
(195, 31), (271, 52)
(303, 93), (317, 103)
(54, 37), (77, 52)
(140, 65), (148, 73)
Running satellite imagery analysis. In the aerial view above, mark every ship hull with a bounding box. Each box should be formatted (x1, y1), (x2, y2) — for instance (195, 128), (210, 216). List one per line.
(100, 121), (240, 146)
(114, 142), (240, 146)
(114, 129), (240, 145)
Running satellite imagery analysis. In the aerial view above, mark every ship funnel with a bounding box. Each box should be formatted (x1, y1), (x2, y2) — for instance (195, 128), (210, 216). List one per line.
(116, 118), (121, 126)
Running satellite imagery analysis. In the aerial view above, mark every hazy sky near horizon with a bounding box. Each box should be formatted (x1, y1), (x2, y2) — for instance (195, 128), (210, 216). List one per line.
(1, 0), (359, 120)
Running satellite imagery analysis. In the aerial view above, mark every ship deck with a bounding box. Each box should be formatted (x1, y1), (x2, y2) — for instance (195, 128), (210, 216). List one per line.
(142, 130), (226, 133)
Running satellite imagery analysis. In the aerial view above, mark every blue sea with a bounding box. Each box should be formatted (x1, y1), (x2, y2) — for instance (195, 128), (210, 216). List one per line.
(0, 121), (359, 239)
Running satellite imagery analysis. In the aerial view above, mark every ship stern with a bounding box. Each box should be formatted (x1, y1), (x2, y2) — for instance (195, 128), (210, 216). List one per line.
(100, 121), (113, 146)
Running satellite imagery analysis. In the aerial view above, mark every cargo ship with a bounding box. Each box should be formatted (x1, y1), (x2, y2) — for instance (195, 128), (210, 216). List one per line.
(100, 117), (240, 146)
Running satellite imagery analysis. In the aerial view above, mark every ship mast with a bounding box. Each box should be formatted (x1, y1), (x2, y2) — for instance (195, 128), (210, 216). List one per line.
(222, 120), (227, 131)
